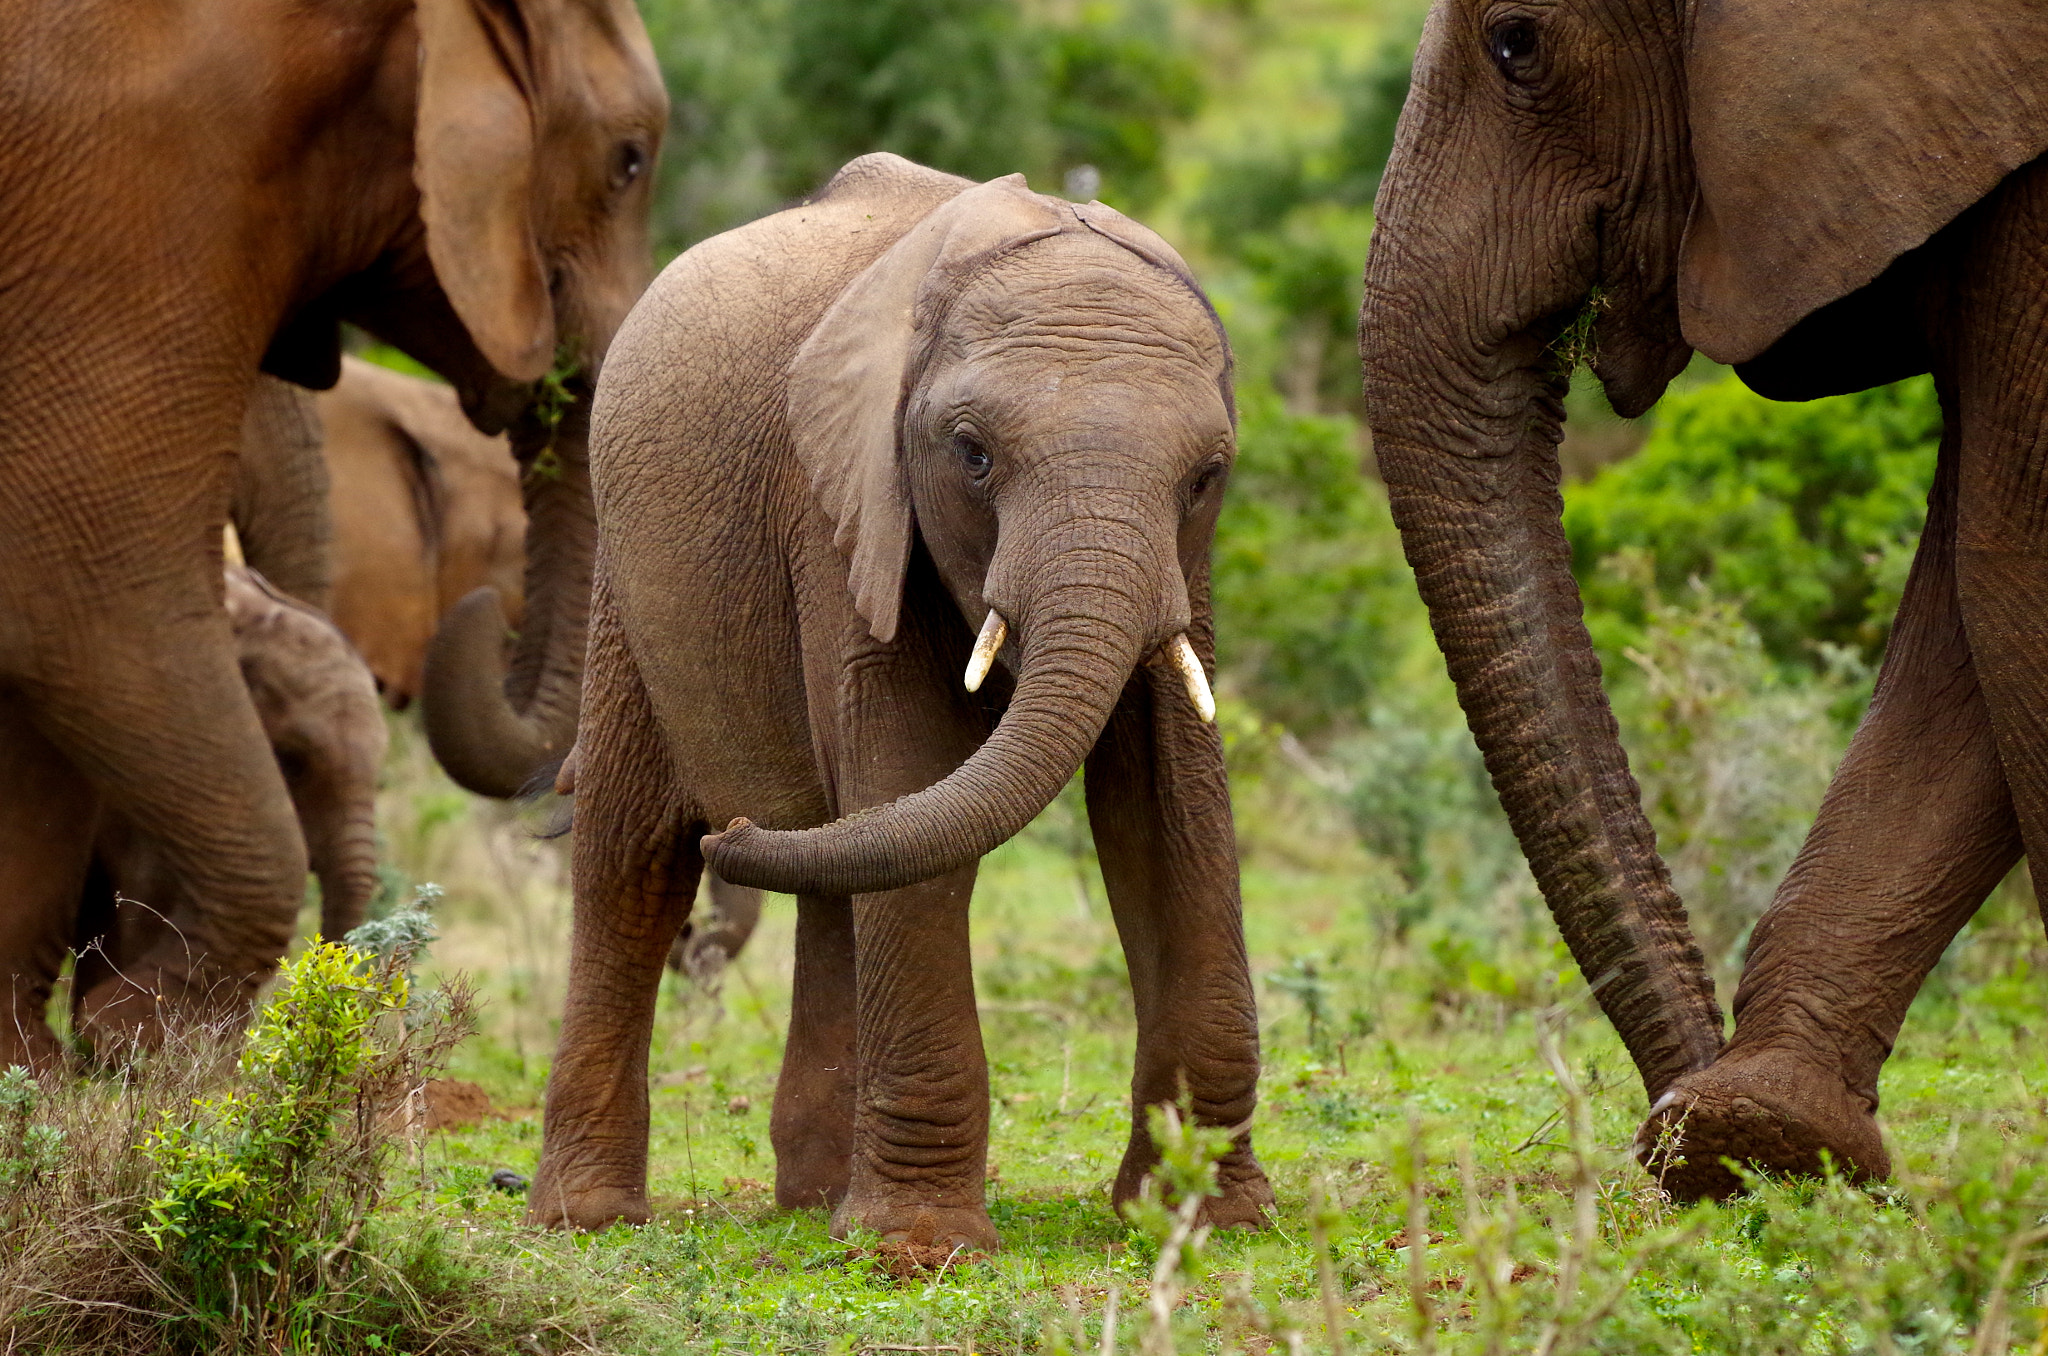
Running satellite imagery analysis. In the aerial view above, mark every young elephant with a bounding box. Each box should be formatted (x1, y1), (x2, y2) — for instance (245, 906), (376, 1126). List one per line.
(529, 154), (1272, 1248)
(71, 566), (387, 1040)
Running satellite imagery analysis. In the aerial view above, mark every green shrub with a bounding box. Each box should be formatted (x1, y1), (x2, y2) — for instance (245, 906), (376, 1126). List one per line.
(1211, 391), (1425, 742)
(1565, 375), (1940, 674)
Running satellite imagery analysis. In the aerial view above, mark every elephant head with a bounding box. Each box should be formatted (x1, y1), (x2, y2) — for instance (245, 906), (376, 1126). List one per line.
(1358, 0), (2048, 1099)
(704, 174), (1233, 896)
(343, 0), (667, 798)
(225, 568), (390, 940)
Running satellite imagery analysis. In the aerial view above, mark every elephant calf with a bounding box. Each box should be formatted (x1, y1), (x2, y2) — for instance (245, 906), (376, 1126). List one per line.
(529, 153), (1273, 1248)
(0, 565), (388, 1063)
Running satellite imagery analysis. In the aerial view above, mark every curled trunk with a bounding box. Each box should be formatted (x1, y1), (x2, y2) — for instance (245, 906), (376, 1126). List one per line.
(1364, 353), (1723, 1101)
(705, 599), (1149, 897)
(422, 394), (595, 797)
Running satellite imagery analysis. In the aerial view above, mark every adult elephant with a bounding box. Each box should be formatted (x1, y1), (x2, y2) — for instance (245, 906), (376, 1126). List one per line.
(1360, 0), (2048, 1197)
(0, 0), (664, 1063)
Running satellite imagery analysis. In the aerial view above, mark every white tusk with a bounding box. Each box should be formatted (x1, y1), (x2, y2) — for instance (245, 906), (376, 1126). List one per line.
(221, 522), (245, 568)
(1170, 634), (1216, 723)
(964, 610), (1008, 692)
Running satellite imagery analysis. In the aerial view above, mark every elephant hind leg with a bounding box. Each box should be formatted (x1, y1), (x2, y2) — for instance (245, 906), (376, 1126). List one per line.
(529, 604), (695, 1231)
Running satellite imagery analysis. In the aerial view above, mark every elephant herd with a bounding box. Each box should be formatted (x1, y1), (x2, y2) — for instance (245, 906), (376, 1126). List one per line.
(1, 0), (2043, 1252)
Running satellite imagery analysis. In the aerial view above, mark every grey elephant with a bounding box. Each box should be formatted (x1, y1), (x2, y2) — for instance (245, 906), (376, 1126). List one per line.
(1359, 0), (2048, 1197)
(527, 154), (1272, 1249)
(43, 566), (386, 1059)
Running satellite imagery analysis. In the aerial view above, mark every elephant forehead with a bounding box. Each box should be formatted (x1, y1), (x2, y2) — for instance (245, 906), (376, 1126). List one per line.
(921, 351), (1231, 446)
(943, 248), (1226, 375)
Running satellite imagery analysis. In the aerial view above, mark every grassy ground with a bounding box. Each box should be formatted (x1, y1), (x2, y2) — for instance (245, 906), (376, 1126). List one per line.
(361, 712), (2048, 1355)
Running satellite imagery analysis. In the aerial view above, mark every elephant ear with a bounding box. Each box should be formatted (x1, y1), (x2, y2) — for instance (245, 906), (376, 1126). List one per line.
(787, 175), (1063, 644)
(414, 0), (558, 383)
(1680, 0), (2048, 365)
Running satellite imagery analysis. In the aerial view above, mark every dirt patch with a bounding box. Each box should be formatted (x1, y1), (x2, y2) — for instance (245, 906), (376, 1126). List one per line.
(382, 1079), (504, 1134)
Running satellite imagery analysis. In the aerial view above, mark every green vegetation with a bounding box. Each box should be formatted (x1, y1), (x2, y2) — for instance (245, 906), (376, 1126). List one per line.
(28, 0), (2032, 1350)
(1566, 376), (1941, 673)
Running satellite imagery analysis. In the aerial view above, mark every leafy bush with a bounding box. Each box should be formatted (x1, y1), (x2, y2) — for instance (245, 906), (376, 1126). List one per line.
(641, 0), (1206, 254)
(1211, 391), (1424, 742)
(1604, 577), (1869, 969)
(1187, 11), (1421, 412)
(1565, 375), (1940, 674)
(0, 908), (512, 1355)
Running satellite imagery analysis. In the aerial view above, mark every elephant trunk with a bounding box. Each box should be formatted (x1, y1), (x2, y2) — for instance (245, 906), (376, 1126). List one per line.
(310, 807), (381, 941)
(705, 522), (1181, 897)
(421, 392), (594, 797)
(1360, 311), (1723, 1101)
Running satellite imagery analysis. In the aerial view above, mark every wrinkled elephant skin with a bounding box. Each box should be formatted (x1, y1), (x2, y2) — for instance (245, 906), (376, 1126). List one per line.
(62, 567), (387, 1060)
(0, 0), (664, 1051)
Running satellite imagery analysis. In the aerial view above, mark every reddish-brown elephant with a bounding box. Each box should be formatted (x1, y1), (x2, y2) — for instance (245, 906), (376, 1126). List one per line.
(0, 0), (664, 1064)
(236, 357), (528, 708)
(528, 155), (1272, 1249)
(1359, 0), (2048, 1196)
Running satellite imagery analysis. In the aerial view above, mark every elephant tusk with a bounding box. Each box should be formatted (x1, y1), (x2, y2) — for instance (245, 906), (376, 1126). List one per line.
(222, 522), (245, 568)
(1169, 634), (1216, 723)
(964, 610), (1008, 692)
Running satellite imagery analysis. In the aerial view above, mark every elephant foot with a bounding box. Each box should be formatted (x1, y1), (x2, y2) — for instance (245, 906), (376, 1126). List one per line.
(525, 1172), (652, 1231)
(831, 1192), (1000, 1254)
(1636, 1049), (1888, 1202)
(1113, 1143), (1275, 1230)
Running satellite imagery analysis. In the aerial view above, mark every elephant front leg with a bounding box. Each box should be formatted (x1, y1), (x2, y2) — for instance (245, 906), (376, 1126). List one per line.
(1644, 433), (2019, 1199)
(529, 626), (695, 1231)
(772, 892), (857, 1209)
(1086, 651), (1271, 1230)
(834, 865), (998, 1252)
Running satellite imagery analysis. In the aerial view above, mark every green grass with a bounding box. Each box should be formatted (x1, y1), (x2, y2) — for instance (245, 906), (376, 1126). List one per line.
(354, 713), (2048, 1355)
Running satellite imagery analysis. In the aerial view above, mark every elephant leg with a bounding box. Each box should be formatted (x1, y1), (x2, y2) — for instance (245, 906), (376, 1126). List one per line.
(0, 698), (101, 1068)
(833, 863), (995, 1252)
(529, 617), (693, 1231)
(28, 607), (306, 1048)
(771, 891), (857, 1209)
(821, 598), (996, 1250)
(1642, 385), (2020, 1200)
(1086, 651), (1271, 1229)
(1946, 161), (2048, 897)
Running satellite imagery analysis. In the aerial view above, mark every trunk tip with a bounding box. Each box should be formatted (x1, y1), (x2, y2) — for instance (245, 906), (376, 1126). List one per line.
(699, 817), (757, 878)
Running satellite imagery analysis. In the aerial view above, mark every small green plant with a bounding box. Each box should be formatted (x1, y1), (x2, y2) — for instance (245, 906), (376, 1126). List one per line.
(0, 1065), (62, 1201)
(140, 929), (471, 1348)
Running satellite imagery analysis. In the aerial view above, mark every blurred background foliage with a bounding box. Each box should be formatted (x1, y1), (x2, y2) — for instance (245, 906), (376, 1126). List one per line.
(617, 0), (1949, 975)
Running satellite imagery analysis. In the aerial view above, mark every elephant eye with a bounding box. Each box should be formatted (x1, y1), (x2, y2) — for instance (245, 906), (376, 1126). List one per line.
(610, 140), (648, 192)
(953, 432), (993, 480)
(1488, 16), (1541, 82)
(1187, 464), (1225, 501)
